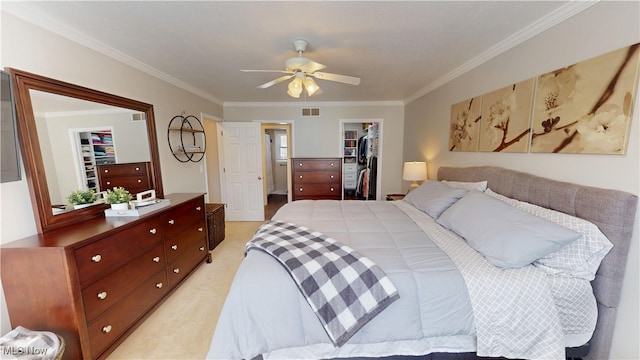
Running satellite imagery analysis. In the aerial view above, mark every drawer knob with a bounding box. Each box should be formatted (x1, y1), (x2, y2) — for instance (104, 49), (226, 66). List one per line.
(97, 291), (107, 300)
(171, 245), (178, 251)
(137, 179), (142, 183)
(106, 181), (111, 185)
(299, 175), (303, 179)
(135, 167), (140, 171)
(198, 227), (203, 232)
(299, 187), (303, 192)
(149, 228), (157, 235)
(91, 254), (102, 263)
(102, 325), (112, 334)
(152, 256), (160, 263)
(298, 163), (303, 167)
(168, 219), (175, 225)
(196, 206), (202, 211)
(330, 187), (335, 192)
(156, 282), (163, 289)
(330, 163), (334, 166)
(173, 268), (180, 274)
(330, 175), (334, 179)
(104, 169), (109, 173)
(200, 246), (205, 252)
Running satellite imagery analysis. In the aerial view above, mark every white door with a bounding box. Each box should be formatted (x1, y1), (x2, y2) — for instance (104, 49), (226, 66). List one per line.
(220, 122), (265, 221)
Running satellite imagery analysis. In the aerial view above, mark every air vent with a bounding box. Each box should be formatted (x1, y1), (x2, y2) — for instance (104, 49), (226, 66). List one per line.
(131, 113), (146, 121)
(302, 108), (320, 116)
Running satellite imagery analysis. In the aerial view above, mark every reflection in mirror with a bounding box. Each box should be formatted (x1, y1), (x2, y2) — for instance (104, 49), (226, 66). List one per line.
(30, 90), (151, 214)
(8, 68), (163, 233)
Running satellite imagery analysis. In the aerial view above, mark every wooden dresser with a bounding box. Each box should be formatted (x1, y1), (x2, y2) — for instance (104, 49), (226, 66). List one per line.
(291, 158), (342, 200)
(97, 162), (152, 194)
(0, 193), (209, 360)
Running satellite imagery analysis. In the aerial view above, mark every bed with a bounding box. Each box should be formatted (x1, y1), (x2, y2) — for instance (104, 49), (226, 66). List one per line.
(207, 166), (637, 360)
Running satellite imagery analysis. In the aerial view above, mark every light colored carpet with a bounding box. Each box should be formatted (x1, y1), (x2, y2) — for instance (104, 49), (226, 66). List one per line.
(106, 221), (263, 360)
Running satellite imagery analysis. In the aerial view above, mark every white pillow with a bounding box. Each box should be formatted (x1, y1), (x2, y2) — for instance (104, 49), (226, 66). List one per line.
(437, 190), (581, 268)
(484, 188), (613, 280)
(403, 180), (467, 218)
(442, 180), (488, 192)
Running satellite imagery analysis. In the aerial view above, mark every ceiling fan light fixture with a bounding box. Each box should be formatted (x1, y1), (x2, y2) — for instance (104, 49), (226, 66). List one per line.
(287, 77), (303, 98)
(303, 77), (321, 96)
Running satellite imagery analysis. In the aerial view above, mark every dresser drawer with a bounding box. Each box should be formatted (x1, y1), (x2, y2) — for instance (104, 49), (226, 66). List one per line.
(294, 184), (341, 198)
(343, 163), (358, 172)
(98, 162), (149, 177)
(344, 180), (358, 189)
(164, 219), (206, 264)
(82, 244), (165, 322)
(292, 159), (340, 171)
(293, 171), (340, 184)
(101, 176), (151, 193)
(75, 218), (163, 287)
(167, 239), (207, 288)
(163, 197), (205, 239)
(87, 270), (168, 358)
(344, 172), (358, 181)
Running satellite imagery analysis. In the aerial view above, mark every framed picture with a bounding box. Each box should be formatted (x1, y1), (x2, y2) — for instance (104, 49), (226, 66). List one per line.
(478, 78), (534, 153)
(1, 70), (22, 183)
(530, 44), (640, 154)
(449, 96), (482, 152)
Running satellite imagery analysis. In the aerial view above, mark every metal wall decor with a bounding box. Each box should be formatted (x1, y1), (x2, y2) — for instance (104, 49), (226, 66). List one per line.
(167, 114), (206, 162)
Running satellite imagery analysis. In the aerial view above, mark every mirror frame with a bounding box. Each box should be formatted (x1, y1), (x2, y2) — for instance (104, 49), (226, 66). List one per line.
(8, 68), (164, 233)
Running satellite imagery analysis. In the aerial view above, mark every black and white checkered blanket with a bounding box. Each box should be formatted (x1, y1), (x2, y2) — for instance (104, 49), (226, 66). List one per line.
(246, 220), (400, 347)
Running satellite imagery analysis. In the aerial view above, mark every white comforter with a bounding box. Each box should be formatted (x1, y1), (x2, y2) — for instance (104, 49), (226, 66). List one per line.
(207, 200), (596, 359)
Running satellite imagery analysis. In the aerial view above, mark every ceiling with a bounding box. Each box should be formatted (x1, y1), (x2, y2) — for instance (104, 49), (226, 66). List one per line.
(3, 1), (594, 104)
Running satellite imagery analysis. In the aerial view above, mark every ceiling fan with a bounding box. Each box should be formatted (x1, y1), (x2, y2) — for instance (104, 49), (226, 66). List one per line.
(241, 39), (361, 98)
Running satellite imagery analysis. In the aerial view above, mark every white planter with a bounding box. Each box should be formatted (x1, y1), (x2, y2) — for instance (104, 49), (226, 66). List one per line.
(73, 203), (94, 210)
(110, 203), (129, 211)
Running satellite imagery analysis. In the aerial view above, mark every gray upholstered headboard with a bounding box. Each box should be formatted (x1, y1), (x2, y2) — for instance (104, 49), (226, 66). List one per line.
(438, 166), (637, 360)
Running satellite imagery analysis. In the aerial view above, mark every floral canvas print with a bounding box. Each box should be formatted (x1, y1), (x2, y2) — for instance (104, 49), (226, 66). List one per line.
(531, 43), (640, 154)
(478, 78), (534, 152)
(449, 96), (482, 151)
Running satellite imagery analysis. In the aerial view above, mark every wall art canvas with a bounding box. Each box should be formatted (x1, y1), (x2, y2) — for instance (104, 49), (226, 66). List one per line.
(531, 43), (640, 154)
(478, 78), (534, 152)
(449, 96), (482, 152)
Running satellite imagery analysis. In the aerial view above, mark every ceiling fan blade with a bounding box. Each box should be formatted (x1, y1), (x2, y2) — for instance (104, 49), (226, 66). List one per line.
(299, 60), (326, 73)
(310, 71), (361, 86)
(257, 74), (295, 89)
(241, 69), (293, 74)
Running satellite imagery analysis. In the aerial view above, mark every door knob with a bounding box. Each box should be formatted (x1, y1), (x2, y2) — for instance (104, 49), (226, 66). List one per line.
(258, 176), (262, 180)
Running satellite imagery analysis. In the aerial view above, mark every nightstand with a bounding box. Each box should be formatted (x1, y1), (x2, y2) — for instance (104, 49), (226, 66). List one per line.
(386, 193), (405, 201)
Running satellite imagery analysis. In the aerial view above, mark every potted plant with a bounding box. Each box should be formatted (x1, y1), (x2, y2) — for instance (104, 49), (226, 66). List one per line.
(105, 187), (132, 210)
(67, 189), (98, 209)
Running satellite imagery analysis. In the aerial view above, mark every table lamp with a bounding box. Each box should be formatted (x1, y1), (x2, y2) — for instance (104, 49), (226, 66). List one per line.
(403, 161), (427, 192)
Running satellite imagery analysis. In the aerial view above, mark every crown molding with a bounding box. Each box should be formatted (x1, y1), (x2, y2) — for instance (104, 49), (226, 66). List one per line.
(404, 0), (599, 104)
(224, 100), (404, 108)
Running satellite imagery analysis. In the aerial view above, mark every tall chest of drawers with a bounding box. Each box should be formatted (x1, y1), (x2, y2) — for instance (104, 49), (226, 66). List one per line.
(0, 193), (209, 360)
(291, 158), (342, 200)
(97, 162), (152, 194)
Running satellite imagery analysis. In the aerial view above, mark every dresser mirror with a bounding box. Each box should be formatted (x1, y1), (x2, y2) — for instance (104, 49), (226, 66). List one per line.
(8, 68), (163, 233)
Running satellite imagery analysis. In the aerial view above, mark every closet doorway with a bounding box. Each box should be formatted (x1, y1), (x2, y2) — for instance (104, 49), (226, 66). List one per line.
(340, 119), (382, 200)
(262, 123), (292, 211)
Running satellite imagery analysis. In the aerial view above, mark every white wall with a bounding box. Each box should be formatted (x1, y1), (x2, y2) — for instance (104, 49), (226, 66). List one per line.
(404, 2), (640, 358)
(0, 12), (222, 335)
(224, 103), (405, 197)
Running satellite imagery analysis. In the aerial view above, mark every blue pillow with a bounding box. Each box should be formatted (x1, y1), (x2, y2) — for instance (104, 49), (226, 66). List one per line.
(403, 180), (468, 218)
(436, 190), (581, 268)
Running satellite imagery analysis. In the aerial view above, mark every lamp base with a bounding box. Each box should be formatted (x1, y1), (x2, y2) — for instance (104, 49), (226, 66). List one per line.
(408, 181), (420, 193)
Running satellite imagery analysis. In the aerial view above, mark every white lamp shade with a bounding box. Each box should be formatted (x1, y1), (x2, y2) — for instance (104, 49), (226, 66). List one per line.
(402, 161), (427, 181)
